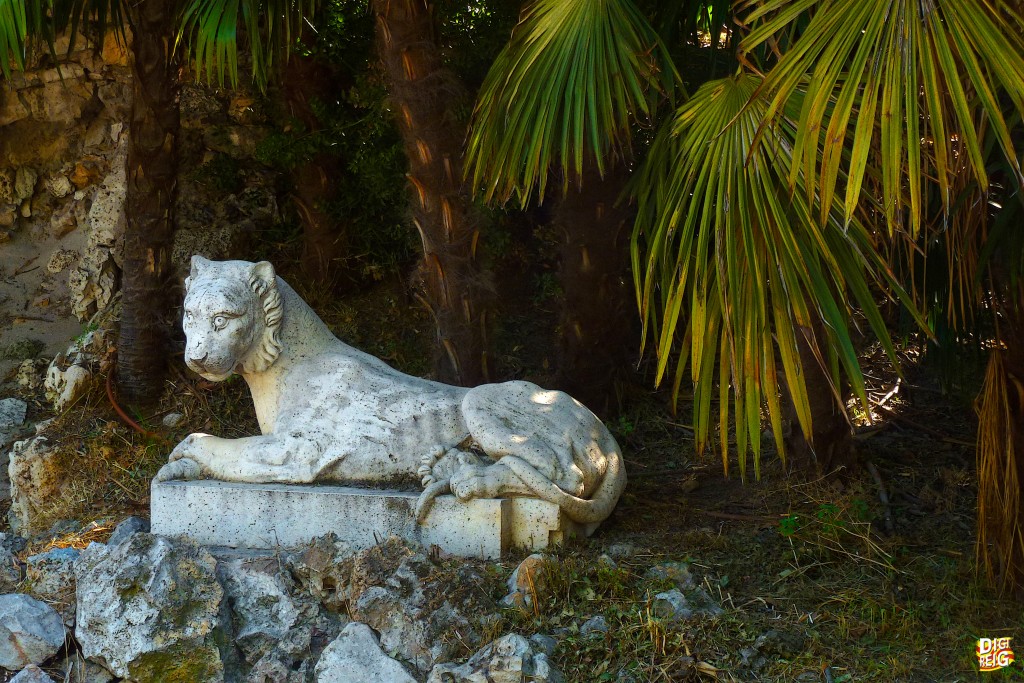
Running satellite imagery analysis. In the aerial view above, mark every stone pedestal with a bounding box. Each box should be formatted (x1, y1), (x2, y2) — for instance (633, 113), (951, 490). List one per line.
(150, 480), (592, 559)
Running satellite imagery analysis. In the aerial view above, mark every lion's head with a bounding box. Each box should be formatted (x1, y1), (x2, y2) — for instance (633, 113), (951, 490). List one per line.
(182, 256), (283, 381)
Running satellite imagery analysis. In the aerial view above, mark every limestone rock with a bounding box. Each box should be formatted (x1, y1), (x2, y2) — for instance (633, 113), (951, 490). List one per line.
(14, 167), (37, 202)
(0, 169), (14, 204)
(44, 310), (115, 411)
(61, 654), (116, 683)
(46, 248), (79, 274)
(8, 435), (63, 533)
(349, 538), (489, 672)
(44, 174), (73, 198)
(217, 555), (319, 664)
(651, 587), (723, 622)
(427, 633), (565, 683)
(44, 363), (91, 412)
(0, 205), (16, 228)
(0, 397), (28, 448)
(15, 358), (45, 389)
(501, 553), (549, 610)
(286, 533), (356, 613)
(0, 93), (30, 126)
(27, 546), (79, 599)
(580, 615), (608, 637)
(74, 534), (226, 681)
(10, 665), (55, 683)
(161, 412), (184, 428)
(0, 547), (22, 592)
(247, 655), (307, 683)
(71, 139), (126, 320)
(645, 561), (695, 590)
(105, 516), (149, 546)
(0, 593), (66, 669)
(314, 622), (417, 683)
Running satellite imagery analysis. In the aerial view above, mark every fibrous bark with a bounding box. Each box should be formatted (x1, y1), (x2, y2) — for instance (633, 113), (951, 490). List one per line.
(281, 55), (353, 288)
(117, 0), (180, 407)
(553, 157), (636, 414)
(373, 0), (490, 386)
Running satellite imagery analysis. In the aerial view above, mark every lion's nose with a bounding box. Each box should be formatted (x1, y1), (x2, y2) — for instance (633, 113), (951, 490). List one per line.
(188, 352), (209, 370)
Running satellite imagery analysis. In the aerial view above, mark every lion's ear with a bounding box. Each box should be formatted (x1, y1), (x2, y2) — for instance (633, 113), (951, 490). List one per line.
(185, 255), (212, 292)
(250, 261), (276, 286)
(189, 255), (212, 279)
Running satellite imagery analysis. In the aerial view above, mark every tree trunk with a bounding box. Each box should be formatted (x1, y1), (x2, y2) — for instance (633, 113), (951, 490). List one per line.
(553, 157), (636, 414)
(373, 0), (489, 386)
(977, 290), (1024, 600)
(781, 323), (856, 477)
(117, 0), (180, 408)
(280, 56), (353, 288)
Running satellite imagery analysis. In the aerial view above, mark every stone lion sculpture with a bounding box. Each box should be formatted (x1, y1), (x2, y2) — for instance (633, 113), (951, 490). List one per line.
(155, 256), (626, 527)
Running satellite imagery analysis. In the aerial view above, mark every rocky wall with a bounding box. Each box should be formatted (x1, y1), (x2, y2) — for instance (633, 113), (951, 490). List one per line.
(0, 33), (282, 387)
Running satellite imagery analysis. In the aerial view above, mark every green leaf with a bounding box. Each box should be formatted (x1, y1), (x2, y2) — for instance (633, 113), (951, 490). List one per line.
(465, 0), (678, 206)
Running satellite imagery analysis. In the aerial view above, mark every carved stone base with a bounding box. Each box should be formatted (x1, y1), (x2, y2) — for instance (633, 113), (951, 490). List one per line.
(150, 480), (594, 559)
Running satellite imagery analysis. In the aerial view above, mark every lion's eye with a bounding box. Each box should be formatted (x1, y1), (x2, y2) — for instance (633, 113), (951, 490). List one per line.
(213, 315), (228, 330)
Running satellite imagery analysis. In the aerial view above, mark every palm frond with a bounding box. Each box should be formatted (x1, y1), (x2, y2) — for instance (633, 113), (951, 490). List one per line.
(464, 0), (678, 207)
(0, 0), (30, 78)
(631, 73), (918, 478)
(177, 0), (320, 88)
(737, 0), (1024, 236)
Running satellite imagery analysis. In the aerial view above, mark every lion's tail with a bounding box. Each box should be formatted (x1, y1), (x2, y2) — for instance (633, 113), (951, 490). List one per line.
(500, 431), (626, 525)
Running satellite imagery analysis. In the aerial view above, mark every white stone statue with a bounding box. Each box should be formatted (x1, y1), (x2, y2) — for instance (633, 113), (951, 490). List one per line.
(155, 256), (626, 526)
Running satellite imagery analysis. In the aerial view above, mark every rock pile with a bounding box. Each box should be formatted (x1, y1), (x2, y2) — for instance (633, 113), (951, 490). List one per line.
(0, 525), (572, 682)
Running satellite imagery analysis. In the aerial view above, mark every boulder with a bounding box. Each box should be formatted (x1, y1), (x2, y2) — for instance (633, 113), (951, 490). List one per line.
(8, 435), (63, 533)
(106, 516), (149, 546)
(427, 633), (565, 683)
(500, 553), (549, 610)
(217, 555), (320, 665)
(348, 538), (492, 673)
(0, 593), (66, 669)
(313, 622), (416, 683)
(61, 654), (116, 683)
(26, 546), (79, 600)
(645, 561), (695, 590)
(286, 533), (356, 613)
(0, 547), (22, 592)
(651, 587), (723, 622)
(10, 665), (55, 683)
(75, 534), (226, 681)
(0, 397), (28, 448)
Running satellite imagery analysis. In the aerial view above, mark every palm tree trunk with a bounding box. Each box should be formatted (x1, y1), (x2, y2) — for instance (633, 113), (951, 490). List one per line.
(553, 157), (635, 413)
(977, 290), (1024, 600)
(117, 0), (180, 408)
(782, 323), (856, 476)
(373, 0), (489, 386)
(281, 56), (353, 288)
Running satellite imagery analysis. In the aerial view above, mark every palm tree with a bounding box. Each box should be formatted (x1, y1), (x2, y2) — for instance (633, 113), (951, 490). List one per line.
(185, 0), (491, 385)
(465, 0), (1024, 594)
(1, 0), (182, 407)
(1, 0), (322, 408)
(369, 0), (490, 385)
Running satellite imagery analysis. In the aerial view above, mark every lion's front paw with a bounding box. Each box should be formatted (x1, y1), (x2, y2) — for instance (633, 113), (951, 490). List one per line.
(169, 433), (213, 462)
(154, 458), (203, 483)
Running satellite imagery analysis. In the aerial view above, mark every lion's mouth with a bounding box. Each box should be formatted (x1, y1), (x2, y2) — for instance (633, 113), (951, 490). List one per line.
(187, 358), (235, 381)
